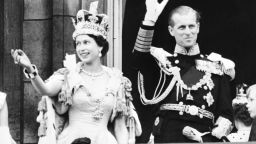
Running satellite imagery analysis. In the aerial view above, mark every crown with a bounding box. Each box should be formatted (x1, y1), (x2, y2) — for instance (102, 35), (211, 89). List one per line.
(72, 9), (109, 40)
(232, 83), (248, 107)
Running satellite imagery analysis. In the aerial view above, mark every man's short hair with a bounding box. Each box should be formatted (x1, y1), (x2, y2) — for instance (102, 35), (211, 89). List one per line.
(168, 6), (201, 27)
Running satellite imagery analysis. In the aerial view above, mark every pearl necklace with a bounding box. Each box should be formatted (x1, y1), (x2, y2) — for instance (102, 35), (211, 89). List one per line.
(81, 69), (105, 77)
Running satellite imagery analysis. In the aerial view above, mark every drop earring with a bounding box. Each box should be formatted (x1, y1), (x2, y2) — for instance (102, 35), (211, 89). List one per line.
(98, 51), (102, 57)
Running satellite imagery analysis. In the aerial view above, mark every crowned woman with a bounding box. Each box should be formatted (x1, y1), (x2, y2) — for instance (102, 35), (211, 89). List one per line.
(11, 8), (141, 144)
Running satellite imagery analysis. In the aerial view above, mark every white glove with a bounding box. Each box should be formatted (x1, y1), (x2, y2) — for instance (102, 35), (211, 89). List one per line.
(183, 126), (204, 142)
(211, 117), (232, 139)
(144, 0), (169, 23)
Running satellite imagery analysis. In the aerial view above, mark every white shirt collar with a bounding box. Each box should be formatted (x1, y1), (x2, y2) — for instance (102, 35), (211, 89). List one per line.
(174, 44), (200, 56)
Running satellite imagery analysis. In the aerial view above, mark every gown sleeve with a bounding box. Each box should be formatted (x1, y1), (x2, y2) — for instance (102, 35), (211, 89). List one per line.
(37, 68), (70, 143)
(110, 75), (142, 144)
(45, 68), (67, 83)
(45, 68), (74, 105)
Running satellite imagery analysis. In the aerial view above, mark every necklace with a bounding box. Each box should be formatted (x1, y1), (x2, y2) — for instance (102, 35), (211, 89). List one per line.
(80, 62), (105, 77)
(82, 69), (105, 77)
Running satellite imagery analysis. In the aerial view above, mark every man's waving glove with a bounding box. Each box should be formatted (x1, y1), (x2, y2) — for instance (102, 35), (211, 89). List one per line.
(144, 0), (169, 23)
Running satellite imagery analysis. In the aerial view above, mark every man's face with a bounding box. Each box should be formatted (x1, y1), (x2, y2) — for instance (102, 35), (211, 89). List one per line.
(246, 90), (256, 119)
(168, 11), (199, 48)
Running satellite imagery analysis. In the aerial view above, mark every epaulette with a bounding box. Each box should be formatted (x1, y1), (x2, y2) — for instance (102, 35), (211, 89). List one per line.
(196, 53), (235, 80)
(195, 58), (224, 76)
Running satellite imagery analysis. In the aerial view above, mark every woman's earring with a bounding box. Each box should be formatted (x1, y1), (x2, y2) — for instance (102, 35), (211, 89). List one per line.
(98, 51), (102, 57)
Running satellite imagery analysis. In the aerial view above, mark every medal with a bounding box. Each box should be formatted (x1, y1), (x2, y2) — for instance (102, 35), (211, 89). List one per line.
(186, 89), (194, 101)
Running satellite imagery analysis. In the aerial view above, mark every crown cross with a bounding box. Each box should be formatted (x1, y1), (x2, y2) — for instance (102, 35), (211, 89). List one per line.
(72, 7), (109, 40)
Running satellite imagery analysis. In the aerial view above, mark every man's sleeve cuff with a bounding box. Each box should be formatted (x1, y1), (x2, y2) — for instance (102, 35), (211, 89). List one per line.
(141, 23), (155, 30)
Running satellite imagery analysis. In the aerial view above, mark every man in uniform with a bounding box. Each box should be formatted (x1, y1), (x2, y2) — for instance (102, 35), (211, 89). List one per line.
(132, 0), (235, 142)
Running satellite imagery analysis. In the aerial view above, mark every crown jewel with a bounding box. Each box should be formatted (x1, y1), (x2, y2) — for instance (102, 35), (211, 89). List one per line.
(72, 9), (109, 40)
(232, 83), (248, 106)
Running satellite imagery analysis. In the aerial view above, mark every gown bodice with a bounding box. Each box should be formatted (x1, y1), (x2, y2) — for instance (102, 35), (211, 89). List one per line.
(57, 68), (119, 144)
(69, 71), (115, 127)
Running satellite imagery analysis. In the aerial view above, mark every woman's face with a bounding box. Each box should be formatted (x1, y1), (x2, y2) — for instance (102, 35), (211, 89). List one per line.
(75, 34), (102, 64)
(246, 89), (256, 119)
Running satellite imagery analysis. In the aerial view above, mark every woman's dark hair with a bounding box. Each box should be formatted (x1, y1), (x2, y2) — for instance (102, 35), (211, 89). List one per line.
(233, 103), (253, 126)
(71, 137), (91, 144)
(73, 34), (109, 57)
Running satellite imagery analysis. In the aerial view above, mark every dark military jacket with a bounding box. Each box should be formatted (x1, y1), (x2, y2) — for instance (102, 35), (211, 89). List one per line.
(132, 24), (234, 143)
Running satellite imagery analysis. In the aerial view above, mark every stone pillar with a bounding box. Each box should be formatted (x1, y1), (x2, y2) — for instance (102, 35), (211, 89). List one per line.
(3, 0), (23, 143)
(23, 0), (52, 143)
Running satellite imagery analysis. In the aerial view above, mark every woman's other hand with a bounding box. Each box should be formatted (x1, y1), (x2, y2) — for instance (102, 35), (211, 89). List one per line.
(11, 49), (33, 72)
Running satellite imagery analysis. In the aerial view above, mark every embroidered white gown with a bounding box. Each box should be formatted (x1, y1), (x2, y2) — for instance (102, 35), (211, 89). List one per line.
(0, 92), (16, 144)
(57, 71), (117, 144)
(44, 64), (129, 144)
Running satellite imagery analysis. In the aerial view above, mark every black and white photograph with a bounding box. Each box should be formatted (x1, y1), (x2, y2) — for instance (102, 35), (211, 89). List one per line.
(0, 0), (256, 144)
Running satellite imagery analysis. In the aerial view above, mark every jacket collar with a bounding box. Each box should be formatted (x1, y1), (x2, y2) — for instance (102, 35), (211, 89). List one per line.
(174, 44), (200, 56)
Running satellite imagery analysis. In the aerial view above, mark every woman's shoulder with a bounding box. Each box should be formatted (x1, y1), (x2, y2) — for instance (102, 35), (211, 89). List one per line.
(54, 68), (69, 75)
(103, 66), (123, 77)
(53, 62), (83, 75)
(103, 66), (131, 81)
(45, 68), (69, 83)
(51, 62), (84, 77)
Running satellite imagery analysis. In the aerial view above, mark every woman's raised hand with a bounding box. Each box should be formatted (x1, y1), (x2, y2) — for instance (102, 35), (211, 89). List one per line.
(11, 49), (33, 71)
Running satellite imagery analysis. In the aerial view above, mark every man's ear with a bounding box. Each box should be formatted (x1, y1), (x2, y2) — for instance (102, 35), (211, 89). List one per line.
(168, 25), (174, 36)
(197, 22), (200, 33)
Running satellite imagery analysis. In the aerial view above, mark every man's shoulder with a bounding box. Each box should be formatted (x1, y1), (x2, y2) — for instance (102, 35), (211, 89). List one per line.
(195, 52), (235, 80)
(195, 55), (224, 76)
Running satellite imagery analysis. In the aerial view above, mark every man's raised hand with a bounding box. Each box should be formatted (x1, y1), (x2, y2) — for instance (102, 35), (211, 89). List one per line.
(144, 0), (169, 23)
